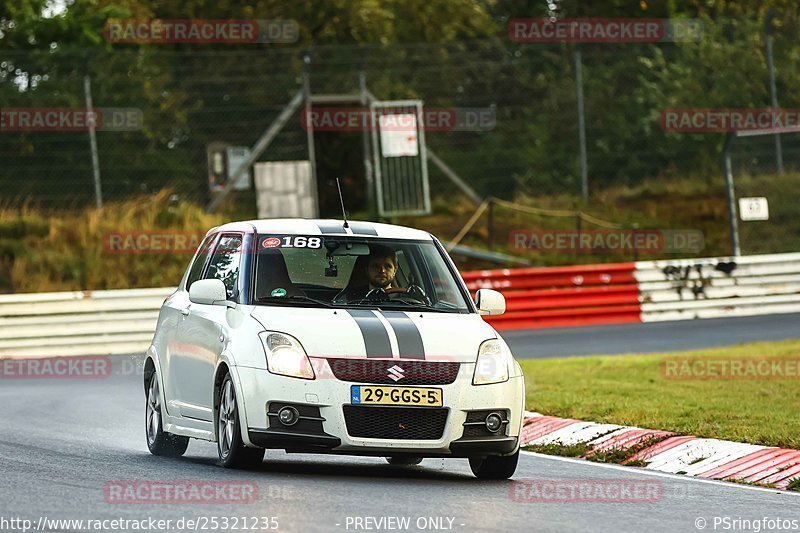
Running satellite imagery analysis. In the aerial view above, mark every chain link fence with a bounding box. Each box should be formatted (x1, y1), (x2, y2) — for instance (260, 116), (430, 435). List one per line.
(2, 23), (800, 254)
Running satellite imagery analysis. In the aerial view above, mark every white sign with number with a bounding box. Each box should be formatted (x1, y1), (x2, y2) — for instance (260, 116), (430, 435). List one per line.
(379, 113), (419, 158)
(739, 197), (769, 221)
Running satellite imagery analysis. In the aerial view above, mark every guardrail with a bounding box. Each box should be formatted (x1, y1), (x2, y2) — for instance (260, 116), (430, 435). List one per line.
(462, 263), (641, 330)
(0, 288), (171, 357)
(636, 252), (800, 322)
(1, 253), (798, 357)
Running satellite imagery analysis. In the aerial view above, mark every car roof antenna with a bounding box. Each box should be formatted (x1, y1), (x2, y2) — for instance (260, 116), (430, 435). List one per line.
(336, 178), (349, 229)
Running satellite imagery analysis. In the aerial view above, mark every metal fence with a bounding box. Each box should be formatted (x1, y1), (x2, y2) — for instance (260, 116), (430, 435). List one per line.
(3, 27), (800, 210)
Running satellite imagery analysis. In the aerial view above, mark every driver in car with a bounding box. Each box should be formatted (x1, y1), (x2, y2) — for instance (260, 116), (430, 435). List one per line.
(337, 245), (429, 304)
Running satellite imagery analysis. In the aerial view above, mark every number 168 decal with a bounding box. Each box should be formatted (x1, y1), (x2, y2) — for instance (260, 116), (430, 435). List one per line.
(261, 236), (322, 249)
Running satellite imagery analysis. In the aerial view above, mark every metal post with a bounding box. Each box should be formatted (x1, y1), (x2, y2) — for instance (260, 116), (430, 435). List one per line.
(359, 71), (376, 219)
(723, 133), (741, 256)
(303, 54), (320, 217)
(765, 11), (783, 175)
(487, 199), (494, 251)
(83, 75), (103, 208)
(574, 49), (588, 202)
(766, 39), (783, 174)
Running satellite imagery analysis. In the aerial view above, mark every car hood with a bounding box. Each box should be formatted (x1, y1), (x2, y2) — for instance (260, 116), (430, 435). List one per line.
(250, 306), (496, 363)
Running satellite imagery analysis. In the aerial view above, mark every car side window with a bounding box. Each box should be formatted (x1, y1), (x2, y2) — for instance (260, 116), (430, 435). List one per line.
(185, 234), (217, 291)
(204, 234), (243, 300)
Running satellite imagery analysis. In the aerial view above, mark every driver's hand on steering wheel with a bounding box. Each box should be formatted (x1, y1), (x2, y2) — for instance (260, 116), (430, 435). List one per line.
(364, 285), (430, 305)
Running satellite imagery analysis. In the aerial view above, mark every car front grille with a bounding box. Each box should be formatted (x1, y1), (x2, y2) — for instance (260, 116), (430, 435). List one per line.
(327, 359), (460, 385)
(342, 406), (448, 440)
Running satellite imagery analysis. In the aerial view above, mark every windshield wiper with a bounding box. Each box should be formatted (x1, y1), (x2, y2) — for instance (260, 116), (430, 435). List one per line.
(256, 295), (333, 308)
(349, 301), (456, 313)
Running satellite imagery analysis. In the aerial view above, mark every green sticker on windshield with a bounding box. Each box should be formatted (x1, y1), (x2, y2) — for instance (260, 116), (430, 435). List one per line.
(270, 288), (287, 298)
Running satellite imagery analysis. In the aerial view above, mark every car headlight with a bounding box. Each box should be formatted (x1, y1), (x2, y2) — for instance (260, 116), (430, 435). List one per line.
(473, 339), (511, 385)
(259, 332), (315, 380)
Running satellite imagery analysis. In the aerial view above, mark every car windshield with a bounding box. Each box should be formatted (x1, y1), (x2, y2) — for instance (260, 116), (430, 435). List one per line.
(253, 235), (471, 312)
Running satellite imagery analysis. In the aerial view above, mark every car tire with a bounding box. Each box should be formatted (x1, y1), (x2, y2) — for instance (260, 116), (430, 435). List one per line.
(217, 374), (265, 469)
(385, 456), (423, 466)
(469, 450), (519, 479)
(145, 373), (190, 457)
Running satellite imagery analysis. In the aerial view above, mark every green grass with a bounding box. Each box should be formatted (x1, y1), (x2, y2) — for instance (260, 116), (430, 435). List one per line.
(520, 340), (800, 450)
(525, 442), (589, 457)
(0, 190), (227, 293)
(2, 172), (799, 292)
(524, 434), (667, 467)
(398, 172), (800, 270)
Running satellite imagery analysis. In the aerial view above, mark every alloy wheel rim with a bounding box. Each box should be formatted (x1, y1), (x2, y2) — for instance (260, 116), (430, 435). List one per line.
(218, 381), (235, 459)
(146, 377), (160, 445)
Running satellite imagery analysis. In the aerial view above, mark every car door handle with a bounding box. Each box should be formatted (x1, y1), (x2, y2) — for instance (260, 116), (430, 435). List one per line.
(181, 307), (190, 316)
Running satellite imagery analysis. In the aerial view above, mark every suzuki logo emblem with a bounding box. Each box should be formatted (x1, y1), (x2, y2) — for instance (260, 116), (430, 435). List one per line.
(387, 365), (405, 382)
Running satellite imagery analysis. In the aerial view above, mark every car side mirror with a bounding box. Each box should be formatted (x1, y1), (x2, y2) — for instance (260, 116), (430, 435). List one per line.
(475, 288), (505, 316)
(189, 279), (236, 308)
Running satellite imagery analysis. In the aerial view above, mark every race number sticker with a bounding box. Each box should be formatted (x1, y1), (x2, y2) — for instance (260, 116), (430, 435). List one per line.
(260, 236), (323, 249)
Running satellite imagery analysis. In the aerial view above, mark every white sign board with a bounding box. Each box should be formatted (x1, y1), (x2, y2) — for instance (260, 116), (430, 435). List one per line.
(254, 161), (317, 218)
(226, 146), (252, 191)
(379, 113), (419, 157)
(739, 197), (769, 221)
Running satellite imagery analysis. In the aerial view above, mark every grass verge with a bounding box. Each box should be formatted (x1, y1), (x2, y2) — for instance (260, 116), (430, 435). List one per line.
(519, 339), (800, 450)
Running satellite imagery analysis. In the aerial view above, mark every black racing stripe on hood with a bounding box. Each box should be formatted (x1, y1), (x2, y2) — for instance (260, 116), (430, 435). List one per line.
(380, 311), (425, 360)
(346, 309), (392, 358)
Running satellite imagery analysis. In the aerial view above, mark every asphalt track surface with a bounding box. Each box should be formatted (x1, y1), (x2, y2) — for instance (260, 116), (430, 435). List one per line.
(2, 356), (799, 533)
(502, 312), (800, 358)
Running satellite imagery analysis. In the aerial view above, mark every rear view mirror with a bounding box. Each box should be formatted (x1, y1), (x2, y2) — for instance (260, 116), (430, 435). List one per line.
(327, 242), (371, 256)
(189, 279), (235, 308)
(475, 288), (506, 316)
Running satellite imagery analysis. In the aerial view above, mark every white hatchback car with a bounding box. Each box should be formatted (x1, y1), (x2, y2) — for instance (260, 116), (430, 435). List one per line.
(144, 219), (525, 479)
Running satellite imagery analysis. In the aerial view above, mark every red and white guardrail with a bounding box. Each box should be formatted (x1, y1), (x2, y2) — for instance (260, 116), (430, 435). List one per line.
(0, 253), (798, 356)
(466, 252), (800, 330)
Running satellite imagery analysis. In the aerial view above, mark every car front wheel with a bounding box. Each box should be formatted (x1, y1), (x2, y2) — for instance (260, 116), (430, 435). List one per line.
(217, 374), (265, 469)
(145, 373), (189, 457)
(469, 450), (519, 479)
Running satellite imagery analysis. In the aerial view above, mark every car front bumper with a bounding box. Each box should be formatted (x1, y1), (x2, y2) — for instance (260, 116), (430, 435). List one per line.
(234, 359), (525, 458)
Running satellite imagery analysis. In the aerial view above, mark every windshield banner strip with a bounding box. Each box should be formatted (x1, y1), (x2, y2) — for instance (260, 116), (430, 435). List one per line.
(380, 311), (426, 360)
(347, 310), (393, 358)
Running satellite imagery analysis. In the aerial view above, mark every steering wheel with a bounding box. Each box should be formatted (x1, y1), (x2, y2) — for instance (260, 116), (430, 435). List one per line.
(363, 288), (390, 302)
(402, 284), (431, 305)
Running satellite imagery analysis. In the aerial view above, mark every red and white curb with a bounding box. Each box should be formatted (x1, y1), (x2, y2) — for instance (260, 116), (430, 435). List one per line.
(521, 412), (800, 491)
